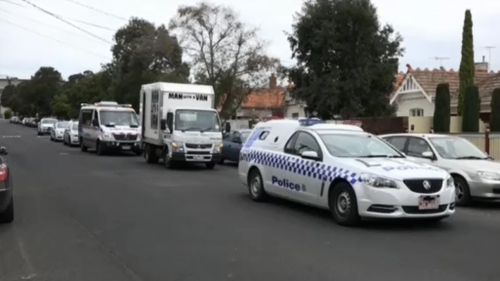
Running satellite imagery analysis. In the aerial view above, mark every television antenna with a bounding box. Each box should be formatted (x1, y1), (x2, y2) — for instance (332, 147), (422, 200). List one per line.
(483, 46), (496, 65)
(430, 57), (450, 68)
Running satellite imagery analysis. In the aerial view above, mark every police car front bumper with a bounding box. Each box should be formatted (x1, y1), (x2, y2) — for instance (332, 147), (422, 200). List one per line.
(356, 183), (456, 218)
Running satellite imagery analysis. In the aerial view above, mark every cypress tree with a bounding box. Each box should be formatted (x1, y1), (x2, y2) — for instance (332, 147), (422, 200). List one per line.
(490, 88), (500, 132)
(458, 10), (475, 115)
(433, 83), (450, 132)
(462, 85), (480, 132)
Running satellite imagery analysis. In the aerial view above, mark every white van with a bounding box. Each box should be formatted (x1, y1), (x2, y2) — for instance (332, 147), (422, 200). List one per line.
(78, 101), (141, 155)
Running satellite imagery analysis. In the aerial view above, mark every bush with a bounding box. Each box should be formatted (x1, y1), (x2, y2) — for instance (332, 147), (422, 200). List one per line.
(433, 83), (450, 132)
(3, 110), (12, 119)
(462, 85), (480, 132)
(490, 89), (500, 132)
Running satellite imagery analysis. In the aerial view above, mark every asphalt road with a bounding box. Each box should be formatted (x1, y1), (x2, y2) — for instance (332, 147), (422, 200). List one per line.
(1, 120), (500, 281)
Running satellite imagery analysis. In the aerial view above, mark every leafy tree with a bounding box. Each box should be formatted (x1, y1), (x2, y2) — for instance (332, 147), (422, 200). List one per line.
(3, 109), (12, 119)
(110, 18), (189, 109)
(0, 84), (16, 110)
(287, 0), (402, 119)
(458, 10), (475, 115)
(29, 67), (63, 117)
(462, 85), (480, 132)
(490, 88), (500, 132)
(52, 94), (72, 119)
(433, 83), (450, 132)
(170, 2), (280, 118)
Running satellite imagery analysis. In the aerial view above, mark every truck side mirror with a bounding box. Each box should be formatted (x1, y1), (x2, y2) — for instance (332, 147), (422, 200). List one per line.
(0, 146), (7, 155)
(166, 113), (173, 132)
(92, 119), (99, 127)
(160, 119), (166, 131)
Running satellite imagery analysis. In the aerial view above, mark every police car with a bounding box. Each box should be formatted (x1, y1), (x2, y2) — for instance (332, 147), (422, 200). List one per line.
(238, 120), (455, 225)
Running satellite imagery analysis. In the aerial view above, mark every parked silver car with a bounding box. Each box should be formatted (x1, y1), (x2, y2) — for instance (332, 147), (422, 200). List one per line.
(381, 133), (500, 205)
(50, 121), (69, 141)
(63, 121), (80, 146)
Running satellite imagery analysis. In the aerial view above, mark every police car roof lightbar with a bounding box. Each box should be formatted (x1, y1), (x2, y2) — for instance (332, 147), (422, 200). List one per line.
(298, 118), (324, 126)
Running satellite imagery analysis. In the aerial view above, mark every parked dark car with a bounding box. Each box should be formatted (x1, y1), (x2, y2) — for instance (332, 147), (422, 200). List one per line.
(220, 129), (252, 164)
(0, 146), (13, 223)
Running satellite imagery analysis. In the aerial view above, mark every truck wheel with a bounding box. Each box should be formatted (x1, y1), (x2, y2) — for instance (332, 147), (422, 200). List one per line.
(329, 182), (360, 226)
(164, 153), (175, 169)
(80, 139), (88, 152)
(145, 145), (158, 164)
(453, 175), (471, 206)
(205, 162), (216, 169)
(96, 141), (105, 156)
(0, 198), (14, 224)
(219, 157), (225, 165)
(248, 169), (267, 201)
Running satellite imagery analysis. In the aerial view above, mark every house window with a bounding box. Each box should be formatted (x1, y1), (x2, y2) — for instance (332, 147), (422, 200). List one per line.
(409, 108), (424, 117)
(291, 112), (299, 119)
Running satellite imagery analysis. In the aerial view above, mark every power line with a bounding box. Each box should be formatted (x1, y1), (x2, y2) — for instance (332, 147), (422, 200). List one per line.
(0, 17), (109, 60)
(68, 17), (115, 31)
(19, 0), (112, 44)
(0, 0), (25, 8)
(62, 0), (127, 21)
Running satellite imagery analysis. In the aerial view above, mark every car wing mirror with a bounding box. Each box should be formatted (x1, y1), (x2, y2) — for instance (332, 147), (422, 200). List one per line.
(232, 137), (242, 144)
(0, 146), (7, 155)
(422, 151), (435, 160)
(92, 119), (99, 127)
(301, 150), (319, 161)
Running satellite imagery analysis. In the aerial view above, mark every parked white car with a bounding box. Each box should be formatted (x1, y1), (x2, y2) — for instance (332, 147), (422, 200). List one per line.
(50, 121), (69, 141)
(381, 134), (500, 205)
(38, 118), (57, 135)
(238, 120), (455, 226)
(63, 121), (80, 146)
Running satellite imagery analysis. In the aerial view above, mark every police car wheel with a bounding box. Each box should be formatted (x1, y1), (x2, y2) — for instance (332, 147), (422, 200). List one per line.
(248, 169), (267, 201)
(329, 182), (360, 226)
(453, 175), (471, 206)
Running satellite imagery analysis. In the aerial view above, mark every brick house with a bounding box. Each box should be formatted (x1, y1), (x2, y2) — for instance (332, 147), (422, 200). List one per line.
(390, 63), (498, 121)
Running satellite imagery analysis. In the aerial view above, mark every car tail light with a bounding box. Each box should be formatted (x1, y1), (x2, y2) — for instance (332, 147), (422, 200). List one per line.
(0, 164), (7, 183)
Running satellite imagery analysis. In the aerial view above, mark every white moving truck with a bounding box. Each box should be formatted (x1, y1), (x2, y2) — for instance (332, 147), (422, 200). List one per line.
(140, 82), (223, 169)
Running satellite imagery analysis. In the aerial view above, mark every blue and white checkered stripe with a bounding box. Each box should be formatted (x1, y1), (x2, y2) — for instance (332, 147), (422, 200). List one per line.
(241, 150), (360, 185)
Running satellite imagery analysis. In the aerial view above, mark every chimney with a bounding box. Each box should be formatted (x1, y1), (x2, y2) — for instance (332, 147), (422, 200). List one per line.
(475, 56), (489, 72)
(406, 64), (413, 73)
(269, 73), (277, 89)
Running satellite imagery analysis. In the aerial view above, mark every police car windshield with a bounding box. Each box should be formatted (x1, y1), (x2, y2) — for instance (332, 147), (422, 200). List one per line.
(100, 111), (139, 127)
(320, 133), (403, 158)
(175, 110), (220, 132)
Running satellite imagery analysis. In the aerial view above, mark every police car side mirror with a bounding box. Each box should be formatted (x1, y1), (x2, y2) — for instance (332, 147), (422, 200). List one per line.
(301, 151), (319, 161)
(0, 146), (7, 155)
(422, 151), (435, 160)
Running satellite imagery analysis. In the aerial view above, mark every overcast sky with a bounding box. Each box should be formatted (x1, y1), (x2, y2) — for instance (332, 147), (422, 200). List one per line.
(1, 0), (500, 80)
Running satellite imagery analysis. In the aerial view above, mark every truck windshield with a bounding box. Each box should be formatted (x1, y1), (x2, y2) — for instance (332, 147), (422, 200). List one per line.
(100, 111), (139, 127)
(175, 110), (220, 132)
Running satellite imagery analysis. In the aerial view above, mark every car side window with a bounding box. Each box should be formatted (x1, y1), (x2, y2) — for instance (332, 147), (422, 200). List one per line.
(385, 137), (407, 152)
(407, 137), (432, 157)
(284, 132), (299, 154)
(294, 132), (322, 156)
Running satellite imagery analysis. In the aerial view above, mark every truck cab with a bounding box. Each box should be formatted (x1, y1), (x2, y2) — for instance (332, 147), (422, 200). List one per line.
(140, 83), (223, 169)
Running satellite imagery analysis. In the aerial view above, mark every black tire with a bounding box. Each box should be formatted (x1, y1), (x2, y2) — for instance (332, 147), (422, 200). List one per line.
(453, 175), (471, 206)
(0, 198), (14, 224)
(205, 162), (216, 169)
(329, 182), (360, 226)
(145, 145), (158, 164)
(219, 157), (225, 165)
(80, 139), (88, 152)
(96, 141), (105, 156)
(247, 169), (267, 201)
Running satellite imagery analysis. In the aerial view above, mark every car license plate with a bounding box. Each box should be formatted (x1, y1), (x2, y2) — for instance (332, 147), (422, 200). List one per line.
(193, 155), (204, 160)
(418, 195), (439, 210)
(122, 145), (132, 150)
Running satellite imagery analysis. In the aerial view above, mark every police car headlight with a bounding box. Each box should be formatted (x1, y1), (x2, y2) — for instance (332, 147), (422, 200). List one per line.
(102, 133), (114, 141)
(477, 171), (500, 181)
(446, 177), (454, 188)
(171, 142), (184, 152)
(360, 173), (398, 189)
